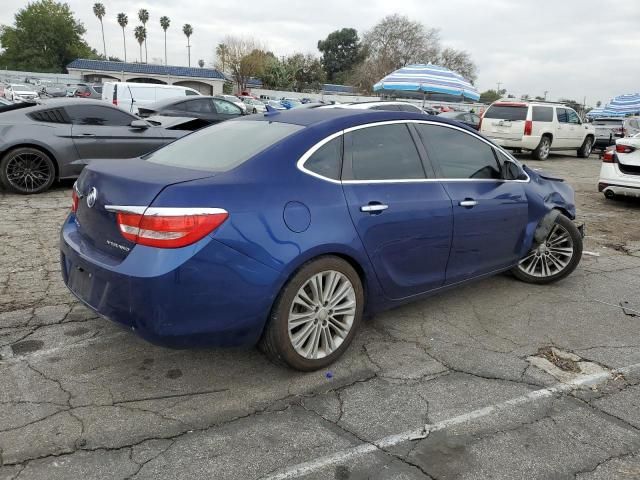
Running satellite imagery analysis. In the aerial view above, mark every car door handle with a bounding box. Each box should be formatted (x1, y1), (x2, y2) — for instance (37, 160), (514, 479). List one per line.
(459, 199), (478, 208)
(360, 203), (388, 213)
(79, 133), (96, 137)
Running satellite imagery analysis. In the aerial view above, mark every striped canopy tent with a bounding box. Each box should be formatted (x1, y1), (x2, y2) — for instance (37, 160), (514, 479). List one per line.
(602, 93), (640, 117)
(585, 107), (606, 119)
(373, 64), (480, 103)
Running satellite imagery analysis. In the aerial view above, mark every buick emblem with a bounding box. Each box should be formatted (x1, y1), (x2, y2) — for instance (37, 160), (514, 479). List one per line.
(86, 187), (98, 208)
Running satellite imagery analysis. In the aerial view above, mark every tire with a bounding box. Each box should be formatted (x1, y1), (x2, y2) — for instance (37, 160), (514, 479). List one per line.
(259, 256), (364, 371)
(577, 137), (593, 158)
(252, 108), (257, 114)
(531, 136), (551, 160)
(0, 147), (56, 194)
(511, 214), (582, 284)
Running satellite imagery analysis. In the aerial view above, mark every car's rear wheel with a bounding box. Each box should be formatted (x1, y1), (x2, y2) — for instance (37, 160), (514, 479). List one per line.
(259, 256), (364, 371)
(577, 137), (593, 158)
(531, 136), (551, 160)
(0, 147), (55, 194)
(512, 214), (582, 284)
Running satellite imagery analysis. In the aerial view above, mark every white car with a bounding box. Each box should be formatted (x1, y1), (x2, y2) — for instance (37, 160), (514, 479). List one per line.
(599, 133), (640, 199)
(480, 101), (595, 160)
(240, 97), (266, 114)
(102, 82), (201, 114)
(5, 84), (38, 102)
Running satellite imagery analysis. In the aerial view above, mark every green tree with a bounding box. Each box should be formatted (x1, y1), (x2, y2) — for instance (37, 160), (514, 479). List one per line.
(215, 43), (229, 72)
(92, 3), (106, 59)
(117, 13), (128, 62)
(479, 89), (502, 104)
(317, 28), (362, 82)
(286, 53), (326, 91)
(183, 24), (193, 67)
(160, 16), (170, 65)
(0, 0), (98, 73)
(138, 9), (149, 63)
(134, 25), (146, 63)
(198, 59), (204, 68)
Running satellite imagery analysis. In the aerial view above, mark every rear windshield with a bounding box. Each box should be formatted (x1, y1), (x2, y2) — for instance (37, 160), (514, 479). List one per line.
(484, 105), (527, 121)
(145, 120), (303, 172)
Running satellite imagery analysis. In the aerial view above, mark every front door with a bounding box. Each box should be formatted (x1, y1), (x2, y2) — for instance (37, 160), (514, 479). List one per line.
(66, 104), (168, 159)
(414, 123), (529, 284)
(342, 123), (453, 300)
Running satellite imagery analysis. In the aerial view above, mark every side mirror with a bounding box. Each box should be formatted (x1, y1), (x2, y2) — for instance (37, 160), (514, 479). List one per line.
(502, 161), (525, 181)
(130, 120), (148, 130)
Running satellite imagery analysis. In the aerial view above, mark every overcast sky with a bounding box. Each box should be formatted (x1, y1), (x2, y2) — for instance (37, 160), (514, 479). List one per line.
(1, 0), (638, 105)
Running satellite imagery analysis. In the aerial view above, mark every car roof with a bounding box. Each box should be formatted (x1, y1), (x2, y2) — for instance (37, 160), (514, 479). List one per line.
(144, 96), (232, 109)
(245, 108), (477, 134)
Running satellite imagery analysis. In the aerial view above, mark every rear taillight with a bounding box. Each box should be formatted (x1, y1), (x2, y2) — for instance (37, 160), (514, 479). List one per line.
(616, 144), (635, 154)
(71, 187), (79, 213)
(524, 120), (533, 136)
(112, 207), (228, 248)
(112, 98), (118, 106)
(602, 147), (615, 163)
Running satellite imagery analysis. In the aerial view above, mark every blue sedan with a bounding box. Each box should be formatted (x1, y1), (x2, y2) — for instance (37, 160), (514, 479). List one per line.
(60, 109), (583, 371)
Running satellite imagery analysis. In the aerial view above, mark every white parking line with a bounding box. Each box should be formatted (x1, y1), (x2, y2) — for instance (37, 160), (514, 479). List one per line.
(261, 362), (640, 480)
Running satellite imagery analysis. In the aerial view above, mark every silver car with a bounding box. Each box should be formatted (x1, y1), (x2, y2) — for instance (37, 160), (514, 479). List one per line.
(240, 97), (266, 114)
(0, 99), (192, 194)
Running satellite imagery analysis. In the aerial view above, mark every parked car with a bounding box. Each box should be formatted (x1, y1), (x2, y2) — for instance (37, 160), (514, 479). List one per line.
(4, 84), (38, 102)
(281, 98), (303, 109)
(593, 117), (626, 152)
(137, 96), (245, 125)
(241, 97), (266, 114)
(42, 85), (68, 98)
(74, 84), (103, 99)
(328, 100), (425, 114)
(480, 101), (595, 160)
(438, 110), (481, 130)
(65, 86), (77, 97)
(0, 99), (191, 194)
(265, 100), (286, 110)
(60, 109), (583, 371)
(102, 82), (201, 114)
(214, 94), (247, 113)
(599, 133), (640, 199)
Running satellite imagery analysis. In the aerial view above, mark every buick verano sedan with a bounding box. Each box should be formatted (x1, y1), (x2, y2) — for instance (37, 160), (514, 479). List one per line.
(61, 109), (583, 371)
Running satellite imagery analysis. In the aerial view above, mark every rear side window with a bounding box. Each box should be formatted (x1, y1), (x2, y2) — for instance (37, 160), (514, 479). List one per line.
(484, 105), (527, 121)
(346, 124), (424, 180)
(304, 136), (343, 180)
(146, 120), (303, 172)
(532, 106), (553, 122)
(416, 124), (501, 180)
(65, 105), (136, 126)
(556, 108), (569, 123)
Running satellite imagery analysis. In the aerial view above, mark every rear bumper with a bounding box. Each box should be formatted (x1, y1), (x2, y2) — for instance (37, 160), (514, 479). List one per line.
(488, 136), (540, 151)
(599, 163), (640, 197)
(60, 215), (282, 348)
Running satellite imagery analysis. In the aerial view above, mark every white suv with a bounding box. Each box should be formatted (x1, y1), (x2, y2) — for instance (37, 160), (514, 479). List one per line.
(480, 101), (595, 160)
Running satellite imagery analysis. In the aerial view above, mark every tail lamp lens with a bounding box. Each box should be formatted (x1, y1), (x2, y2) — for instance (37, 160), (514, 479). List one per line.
(71, 188), (79, 213)
(616, 144), (636, 154)
(602, 147), (615, 163)
(524, 120), (533, 136)
(115, 208), (228, 248)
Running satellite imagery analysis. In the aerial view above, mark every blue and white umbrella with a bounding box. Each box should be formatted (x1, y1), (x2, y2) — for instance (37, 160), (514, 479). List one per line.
(602, 93), (640, 117)
(373, 64), (480, 102)
(586, 107), (606, 118)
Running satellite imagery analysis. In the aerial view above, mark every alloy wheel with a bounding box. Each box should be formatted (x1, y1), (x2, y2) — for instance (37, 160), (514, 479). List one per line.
(288, 270), (356, 360)
(539, 139), (550, 159)
(517, 223), (574, 278)
(5, 152), (52, 192)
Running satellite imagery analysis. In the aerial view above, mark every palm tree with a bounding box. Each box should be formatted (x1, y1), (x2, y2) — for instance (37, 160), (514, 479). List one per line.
(117, 13), (128, 63)
(183, 24), (193, 67)
(215, 43), (228, 72)
(198, 59), (204, 68)
(93, 3), (107, 59)
(160, 16), (170, 66)
(138, 9), (149, 63)
(134, 26), (147, 63)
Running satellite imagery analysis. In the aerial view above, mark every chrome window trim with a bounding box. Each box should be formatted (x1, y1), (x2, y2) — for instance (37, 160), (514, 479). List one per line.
(296, 119), (530, 184)
(105, 206), (228, 216)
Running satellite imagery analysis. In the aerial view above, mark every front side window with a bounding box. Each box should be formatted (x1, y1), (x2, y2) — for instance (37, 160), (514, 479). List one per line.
(556, 108), (569, 123)
(567, 109), (581, 124)
(416, 124), (501, 180)
(304, 136), (343, 180)
(346, 124), (424, 180)
(185, 99), (214, 113)
(146, 120), (303, 172)
(65, 105), (136, 126)
(213, 99), (242, 115)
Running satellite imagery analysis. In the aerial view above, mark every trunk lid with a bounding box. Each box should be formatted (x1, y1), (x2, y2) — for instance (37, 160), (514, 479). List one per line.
(74, 158), (215, 261)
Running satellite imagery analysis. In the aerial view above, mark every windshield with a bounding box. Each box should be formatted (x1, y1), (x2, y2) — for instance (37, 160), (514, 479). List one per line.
(484, 105), (527, 121)
(12, 84), (34, 91)
(146, 120), (303, 172)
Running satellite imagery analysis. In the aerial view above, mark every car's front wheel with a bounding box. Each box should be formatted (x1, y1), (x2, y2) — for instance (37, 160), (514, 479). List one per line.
(512, 214), (582, 284)
(259, 256), (364, 371)
(0, 147), (56, 194)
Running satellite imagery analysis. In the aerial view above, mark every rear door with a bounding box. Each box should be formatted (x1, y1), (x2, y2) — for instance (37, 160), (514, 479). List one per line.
(481, 103), (528, 140)
(342, 122), (453, 299)
(67, 104), (169, 159)
(414, 123), (529, 284)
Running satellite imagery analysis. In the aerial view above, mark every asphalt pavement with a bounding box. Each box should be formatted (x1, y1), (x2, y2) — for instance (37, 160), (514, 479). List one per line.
(1, 152), (640, 479)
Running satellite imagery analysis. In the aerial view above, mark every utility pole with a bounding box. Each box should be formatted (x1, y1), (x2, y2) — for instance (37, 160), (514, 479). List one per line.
(544, 90), (549, 101)
(497, 81), (502, 94)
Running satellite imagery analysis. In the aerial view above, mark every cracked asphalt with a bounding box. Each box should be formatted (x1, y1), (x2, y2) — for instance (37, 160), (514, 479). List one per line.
(1, 153), (640, 479)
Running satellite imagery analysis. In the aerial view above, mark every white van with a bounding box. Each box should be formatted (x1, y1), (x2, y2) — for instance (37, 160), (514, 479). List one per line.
(102, 82), (201, 114)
